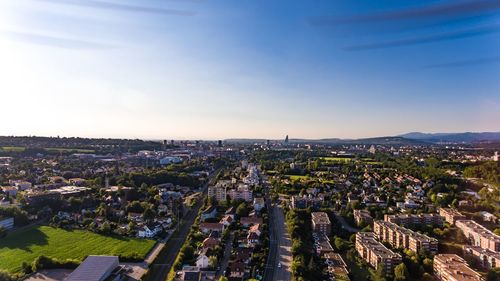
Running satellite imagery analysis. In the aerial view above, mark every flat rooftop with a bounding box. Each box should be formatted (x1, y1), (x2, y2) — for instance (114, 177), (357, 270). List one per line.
(66, 255), (119, 281)
(456, 220), (500, 242)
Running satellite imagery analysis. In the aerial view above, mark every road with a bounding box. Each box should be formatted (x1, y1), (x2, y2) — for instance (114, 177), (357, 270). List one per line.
(215, 232), (234, 279)
(333, 212), (360, 233)
(272, 204), (293, 281)
(262, 197), (277, 281)
(261, 172), (292, 281)
(146, 169), (219, 281)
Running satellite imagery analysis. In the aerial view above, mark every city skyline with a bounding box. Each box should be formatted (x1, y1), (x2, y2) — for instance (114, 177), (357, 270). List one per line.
(1, 0), (499, 139)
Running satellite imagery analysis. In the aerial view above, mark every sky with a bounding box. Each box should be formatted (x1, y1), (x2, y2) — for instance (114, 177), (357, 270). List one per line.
(0, 0), (499, 140)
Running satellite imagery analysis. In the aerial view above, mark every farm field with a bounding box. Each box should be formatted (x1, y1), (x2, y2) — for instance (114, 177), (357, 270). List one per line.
(0, 226), (155, 273)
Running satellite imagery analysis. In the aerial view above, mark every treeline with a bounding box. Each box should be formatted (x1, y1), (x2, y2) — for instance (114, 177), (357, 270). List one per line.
(0, 206), (29, 226)
(118, 170), (202, 188)
(464, 161), (499, 185)
(0, 136), (162, 153)
(285, 209), (326, 281)
(0, 255), (79, 281)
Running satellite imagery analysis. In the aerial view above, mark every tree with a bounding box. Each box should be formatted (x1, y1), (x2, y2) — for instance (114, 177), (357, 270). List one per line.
(371, 264), (387, 281)
(142, 208), (155, 223)
(236, 202), (249, 217)
(394, 263), (409, 281)
(219, 277), (228, 281)
(486, 267), (500, 281)
(0, 270), (14, 281)
(208, 256), (218, 269)
(334, 237), (349, 252)
(100, 221), (111, 234)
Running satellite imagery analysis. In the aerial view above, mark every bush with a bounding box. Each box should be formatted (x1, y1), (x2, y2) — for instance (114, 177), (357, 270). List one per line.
(0, 270), (15, 281)
(31, 255), (80, 272)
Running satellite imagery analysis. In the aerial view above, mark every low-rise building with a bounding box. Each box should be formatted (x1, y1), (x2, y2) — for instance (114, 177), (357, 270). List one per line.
(200, 206), (217, 222)
(228, 184), (253, 202)
(199, 223), (224, 234)
(463, 245), (500, 269)
(439, 208), (466, 225)
(253, 197), (265, 212)
(323, 252), (349, 277)
(433, 254), (483, 281)
(315, 233), (334, 255)
(291, 195), (322, 210)
(384, 213), (443, 227)
(374, 220), (438, 254)
(1, 186), (17, 197)
(311, 212), (331, 236)
(355, 232), (402, 274)
(240, 216), (263, 227)
(66, 255), (120, 281)
(354, 210), (373, 226)
(0, 217), (14, 230)
(12, 181), (32, 191)
(456, 220), (500, 252)
(208, 185), (226, 202)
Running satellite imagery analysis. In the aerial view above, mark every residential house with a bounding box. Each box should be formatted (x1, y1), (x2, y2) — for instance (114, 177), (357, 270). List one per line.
(240, 216), (263, 227)
(253, 197), (265, 212)
(201, 206), (217, 222)
(199, 223), (224, 234)
(0, 217), (14, 230)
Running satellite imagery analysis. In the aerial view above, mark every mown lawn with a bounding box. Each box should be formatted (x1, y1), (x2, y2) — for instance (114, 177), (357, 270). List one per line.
(0, 226), (155, 273)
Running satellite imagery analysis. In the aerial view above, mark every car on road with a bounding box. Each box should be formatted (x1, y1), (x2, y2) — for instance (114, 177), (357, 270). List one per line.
(278, 262), (282, 268)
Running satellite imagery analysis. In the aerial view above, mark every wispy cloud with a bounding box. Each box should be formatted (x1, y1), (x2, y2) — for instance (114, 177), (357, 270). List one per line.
(426, 57), (500, 68)
(309, 0), (500, 26)
(36, 0), (196, 16)
(343, 25), (500, 51)
(2, 31), (115, 50)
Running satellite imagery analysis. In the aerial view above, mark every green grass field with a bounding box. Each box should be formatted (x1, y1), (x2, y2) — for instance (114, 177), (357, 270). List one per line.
(0, 146), (25, 152)
(0, 226), (155, 273)
(288, 175), (310, 181)
(320, 157), (352, 162)
(44, 148), (95, 153)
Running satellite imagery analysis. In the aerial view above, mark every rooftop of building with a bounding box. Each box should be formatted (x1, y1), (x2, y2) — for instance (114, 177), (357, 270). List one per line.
(356, 232), (401, 259)
(65, 255), (119, 281)
(456, 220), (500, 242)
(434, 254), (483, 281)
(311, 212), (331, 224)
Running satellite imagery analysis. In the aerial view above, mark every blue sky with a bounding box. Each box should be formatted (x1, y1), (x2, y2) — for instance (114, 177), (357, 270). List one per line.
(0, 0), (499, 139)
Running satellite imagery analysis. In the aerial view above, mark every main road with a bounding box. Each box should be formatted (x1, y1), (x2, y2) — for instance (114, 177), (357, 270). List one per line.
(271, 204), (293, 281)
(261, 172), (292, 281)
(146, 169), (219, 281)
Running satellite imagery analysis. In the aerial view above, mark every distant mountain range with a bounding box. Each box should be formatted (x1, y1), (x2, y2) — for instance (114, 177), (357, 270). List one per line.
(399, 132), (500, 143)
(225, 132), (500, 145)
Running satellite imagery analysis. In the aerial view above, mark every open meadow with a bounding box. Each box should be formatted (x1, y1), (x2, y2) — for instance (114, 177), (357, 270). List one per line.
(0, 226), (155, 273)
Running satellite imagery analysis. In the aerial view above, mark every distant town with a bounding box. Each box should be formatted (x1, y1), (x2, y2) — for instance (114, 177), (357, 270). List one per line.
(0, 134), (498, 281)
